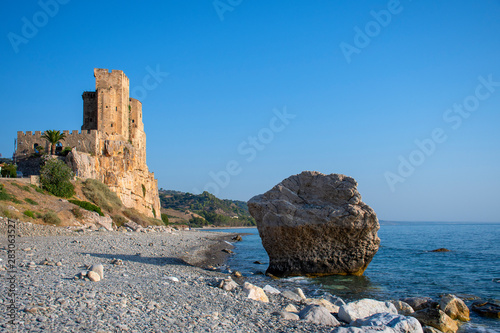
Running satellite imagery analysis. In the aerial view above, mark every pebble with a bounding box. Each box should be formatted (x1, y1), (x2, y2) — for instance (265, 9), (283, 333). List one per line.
(87, 271), (101, 282)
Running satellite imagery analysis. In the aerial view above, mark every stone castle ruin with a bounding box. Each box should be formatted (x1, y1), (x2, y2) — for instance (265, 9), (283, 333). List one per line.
(15, 68), (161, 218)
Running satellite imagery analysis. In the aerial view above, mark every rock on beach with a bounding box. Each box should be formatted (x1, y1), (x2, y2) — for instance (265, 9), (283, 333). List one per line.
(248, 171), (380, 277)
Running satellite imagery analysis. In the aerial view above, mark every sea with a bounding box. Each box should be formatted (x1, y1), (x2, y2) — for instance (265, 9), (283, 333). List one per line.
(211, 222), (500, 331)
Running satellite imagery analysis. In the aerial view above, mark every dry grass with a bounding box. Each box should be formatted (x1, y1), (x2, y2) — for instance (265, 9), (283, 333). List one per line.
(123, 208), (163, 227)
(82, 179), (123, 213)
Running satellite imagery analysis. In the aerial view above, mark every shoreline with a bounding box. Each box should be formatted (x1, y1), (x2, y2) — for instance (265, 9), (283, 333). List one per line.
(195, 226), (257, 230)
(0, 218), (496, 332)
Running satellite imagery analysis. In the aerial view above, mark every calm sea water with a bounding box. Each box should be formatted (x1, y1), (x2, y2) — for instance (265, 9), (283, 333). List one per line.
(213, 222), (500, 331)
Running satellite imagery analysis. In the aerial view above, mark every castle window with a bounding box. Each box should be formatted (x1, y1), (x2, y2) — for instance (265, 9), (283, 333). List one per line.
(132, 120), (135, 123)
(106, 105), (108, 108)
(111, 123), (113, 127)
(115, 107), (117, 111)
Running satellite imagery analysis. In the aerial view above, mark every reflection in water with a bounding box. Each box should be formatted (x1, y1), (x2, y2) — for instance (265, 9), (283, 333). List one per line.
(315, 274), (386, 301)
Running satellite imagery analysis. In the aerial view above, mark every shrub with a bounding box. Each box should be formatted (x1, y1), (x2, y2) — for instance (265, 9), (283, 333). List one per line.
(70, 207), (83, 219)
(2, 209), (11, 218)
(161, 213), (169, 225)
(35, 212), (43, 219)
(40, 159), (75, 198)
(82, 179), (122, 213)
(142, 184), (146, 197)
(12, 198), (22, 204)
(69, 199), (104, 216)
(60, 147), (72, 156)
(152, 207), (156, 218)
(43, 211), (61, 225)
(24, 210), (34, 218)
(0, 164), (17, 178)
(112, 214), (128, 227)
(25, 198), (38, 205)
(0, 185), (12, 201)
(12, 183), (31, 192)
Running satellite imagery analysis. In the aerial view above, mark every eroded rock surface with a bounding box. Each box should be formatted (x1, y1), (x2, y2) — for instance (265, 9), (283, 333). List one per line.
(248, 171), (380, 276)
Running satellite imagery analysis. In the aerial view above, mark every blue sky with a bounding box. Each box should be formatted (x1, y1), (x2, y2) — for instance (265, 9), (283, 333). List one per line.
(1, 1), (499, 222)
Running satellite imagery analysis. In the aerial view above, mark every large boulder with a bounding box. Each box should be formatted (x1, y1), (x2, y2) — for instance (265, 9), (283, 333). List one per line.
(439, 294), (469, 322)
(247, 171), (380, 276)
(410, 308), (458, 333)
(298, 305), (340, 326)
(339, 299), (398, 323)
(352, 313), (423, 333)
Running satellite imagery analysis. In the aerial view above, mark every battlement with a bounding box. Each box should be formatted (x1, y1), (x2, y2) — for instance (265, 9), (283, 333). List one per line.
(82, 91), (96, 99)
(16, 130), (99, 157)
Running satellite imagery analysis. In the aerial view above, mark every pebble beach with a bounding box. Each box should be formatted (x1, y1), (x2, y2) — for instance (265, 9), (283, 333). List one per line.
(0, 218), (336, 333)
(1, 218), (497, 333)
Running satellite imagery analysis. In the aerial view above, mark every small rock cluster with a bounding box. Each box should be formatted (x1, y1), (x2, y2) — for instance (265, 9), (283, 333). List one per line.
(120, 221), (173, 233)
(74, 264), (104, 282)
(216, 277), (476, 333)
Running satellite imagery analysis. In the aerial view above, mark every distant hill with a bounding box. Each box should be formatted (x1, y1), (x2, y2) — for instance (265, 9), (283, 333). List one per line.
(158, 189), (255, 227)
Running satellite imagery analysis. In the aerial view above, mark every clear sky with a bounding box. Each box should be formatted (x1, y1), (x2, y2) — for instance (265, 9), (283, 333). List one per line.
(1, 1), (499, 222)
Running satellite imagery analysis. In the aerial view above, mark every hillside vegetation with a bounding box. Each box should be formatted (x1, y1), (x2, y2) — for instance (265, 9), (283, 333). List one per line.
(0, 178), (163, 228)
(159, 190), (255, 227)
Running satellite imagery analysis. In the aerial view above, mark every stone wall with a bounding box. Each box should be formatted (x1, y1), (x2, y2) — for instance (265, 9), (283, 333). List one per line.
(16, 130), (99, 158)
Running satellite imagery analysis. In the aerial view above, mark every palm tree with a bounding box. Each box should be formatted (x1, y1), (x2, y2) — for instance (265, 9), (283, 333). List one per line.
(42, 130), (66, 155)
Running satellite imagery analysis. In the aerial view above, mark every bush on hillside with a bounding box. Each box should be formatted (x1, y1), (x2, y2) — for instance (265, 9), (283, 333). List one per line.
(23, 210), (34, 218)
(111, 215), (128, 227)
(161, 213), (169, 225)
(69, 199), (104, 216)
(82, 179), (122, 213)
(25, 198), (38, 205)
(0, 184), (12, 201)
(0, 164), (17, 178)
(43, 211), (61, 225)
(40, 159), (75, 198)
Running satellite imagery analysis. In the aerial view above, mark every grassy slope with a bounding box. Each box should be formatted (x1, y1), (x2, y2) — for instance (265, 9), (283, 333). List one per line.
(0, 179), (163, 228)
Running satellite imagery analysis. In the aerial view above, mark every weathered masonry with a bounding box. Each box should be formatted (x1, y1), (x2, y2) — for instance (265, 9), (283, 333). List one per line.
(15, 69), (161, 218)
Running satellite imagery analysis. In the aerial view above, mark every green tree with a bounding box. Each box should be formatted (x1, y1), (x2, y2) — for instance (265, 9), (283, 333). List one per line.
(40, 159), (75, 198)
(42, 130), (66, 155)
(161, 213), (169, 225)
(0, 164), (17, 178)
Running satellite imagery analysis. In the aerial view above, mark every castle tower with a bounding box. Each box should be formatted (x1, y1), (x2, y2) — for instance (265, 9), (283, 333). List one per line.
(82, 69), (130, 140)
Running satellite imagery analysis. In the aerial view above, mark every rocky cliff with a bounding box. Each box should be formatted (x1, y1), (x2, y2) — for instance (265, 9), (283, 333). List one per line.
(66, 142), (161, 218)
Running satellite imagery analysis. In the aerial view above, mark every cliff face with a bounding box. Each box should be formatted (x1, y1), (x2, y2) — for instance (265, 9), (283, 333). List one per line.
(66, 141), (161, 218)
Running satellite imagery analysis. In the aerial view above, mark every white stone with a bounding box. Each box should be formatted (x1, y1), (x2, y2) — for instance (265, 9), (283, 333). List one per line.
(243, 282), (269, 303)
(282, 290), (302, 302)
(263, 285), (280, 294)
(284, 304), (299, 313)
(165, 277), (179, 282)
(295, 287), (306, 300)
(305, 298), (340, 313)
(332, 327), (396, 333)
(87, 271), (101, 282)
(353, 312), (423, 333)
(277, 311), (300, 321)
(339, 299), (398, 323)
(90, 264), (104, 279)
(298, 305), (340, 326)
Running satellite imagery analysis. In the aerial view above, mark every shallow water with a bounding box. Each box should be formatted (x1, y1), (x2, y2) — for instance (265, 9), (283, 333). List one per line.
(214, 222), (500, 330)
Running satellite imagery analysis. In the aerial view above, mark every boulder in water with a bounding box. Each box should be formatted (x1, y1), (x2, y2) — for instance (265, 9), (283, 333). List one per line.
(247, 171), (380, 277)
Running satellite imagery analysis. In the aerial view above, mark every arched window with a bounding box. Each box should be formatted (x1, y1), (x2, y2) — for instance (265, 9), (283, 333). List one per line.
(56, 142), (63, 153)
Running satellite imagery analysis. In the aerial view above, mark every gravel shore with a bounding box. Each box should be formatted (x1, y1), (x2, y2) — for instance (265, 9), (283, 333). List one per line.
(0, 218), (333, 332)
